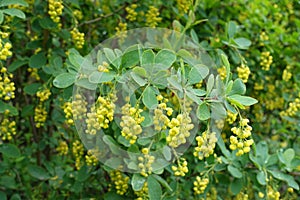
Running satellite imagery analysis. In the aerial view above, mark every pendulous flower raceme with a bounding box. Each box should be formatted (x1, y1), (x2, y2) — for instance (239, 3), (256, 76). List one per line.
(153, 95), (172, 132)
(70, 28), (85, 49)
(145, 6), (162, 28)
(0, 110), (16, 141)
(48, 0), (64, 28)
(166, 112), (194, 148)
(0, 67), (15, 101)
(120, 102), (144, 145)
(237, 64), (251, 83)
(109, 170), (129, 195)
(193, 176), (209, 195)
(229, 118), (254, 156)
(193, 130), (217, 160)
(171, 157), (189, 177)
(138, 148), (155, 177)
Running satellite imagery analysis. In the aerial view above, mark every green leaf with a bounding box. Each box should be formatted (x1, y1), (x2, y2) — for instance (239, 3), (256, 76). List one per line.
(141, 49), (155, 67)
(0, 191), (7, 200)
(228, 165), (242, 178)
(122, 46), (140, 69)
(103, 48), (116, 64)
(29, 52), (47, 68)
(142, 86), (158, 109)
(53, 73), (76, 88)
(10, 194), (21, 200)
(24, 83), (42, 95)
(8, 60), (27, 72)
(131, 72), (147, 86)
(68, 50), (84, 70)
(256, 171), (267, 185)
(211, 102), (227, 119)
(89, 71), (115, 83)
(234, 38), (251, 49)
(229, 79), (246, 95)
(148, 175), (162, 200)
(152, 174), (173, 192)
(0, 100), (18, 116)
(0, 11), (3, 24)
(0, 144), (20, 158)
(167, 76), (182, 92)
(162, 146), (172, 161)
(221, 54), (230, 84)
(76, 165), (90, 182)
(104, 191), (127, 200)
(190, 29), (199, 43)
(269, 170), (299, 190)
(75, 78), (97, 90)
(28, 165), (50, 180)
(0, 0), (28, 7)
(206, 74), (215, 95)
(197, 102), (210, 121)
(230, 178), (243, 195)
(133, 66), (147, 77)
(155, 49), (176, 70)
(2, 8), (25, 19)
(228, 21), (237, 39)
(227, 94), (258, 106)
(131, 174), (146, 191)
(283, 148), (295, 164)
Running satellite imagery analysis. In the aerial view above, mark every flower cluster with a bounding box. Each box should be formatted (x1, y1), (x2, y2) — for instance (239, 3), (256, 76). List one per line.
(280, 97), (300, 117)
(229, 118), (254, 156)
(138, 148), (155, 177)
(36, 88), (51, 102)
(235, 192), (249, 200)
(72, 140), (84, 170)
(0, 111), (16, 141)
(27, 68), (40, 81)
(217, 66), (227, 80)
(259, 31), (269, 41)
(0, 67), (15, 101)
(125, 4), (138, 21)
(120, 102), (144, 144)
(72, 94), (87, 120)
(115, 22), (127, 42)
(97, 61), (110, 72)
(282, 65), (292, 82)
(48, 0), (64, 27)
(226, 111), (237, 124)
(109, 170), (129, 195)
(95, 94), (116, 129)
(135, 182), (148, 200)
(193, 176), (209, 195)
(62, 102), (74, 125)
(145, 6), (162, 28)
(73, 9), (83, 21)
(177, 0), (192, 15)
(85, 107), (101, 135)
(0, 40), (12, 60)
(260, 51), (273, 71)
(171, 157), (188, 176)
(237, 64), (251, 83)
(193, 131), (217, 160)
(56, 141), (68, 156)
(34, 104), (47, 128)
(267, 186), (280, 200)
(153, 95), (172, 131)
(85, 149), (98, 166)
(166, 112), (194, 148)
(34, 88), (51, 128)
(70, 28), (85, 49)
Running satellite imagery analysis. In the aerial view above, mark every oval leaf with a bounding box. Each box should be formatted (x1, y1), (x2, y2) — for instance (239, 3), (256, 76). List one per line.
(53, 73), (76, 88)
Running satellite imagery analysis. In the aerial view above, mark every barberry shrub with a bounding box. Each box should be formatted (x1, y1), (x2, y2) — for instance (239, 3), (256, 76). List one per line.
(0, 0), (299, 200)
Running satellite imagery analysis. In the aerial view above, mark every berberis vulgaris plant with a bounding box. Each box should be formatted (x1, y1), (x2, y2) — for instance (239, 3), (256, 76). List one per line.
(0, 0), (299, 199)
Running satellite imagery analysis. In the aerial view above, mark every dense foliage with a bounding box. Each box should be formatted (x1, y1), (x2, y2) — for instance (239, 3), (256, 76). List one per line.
(0, 0), (299, 199)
